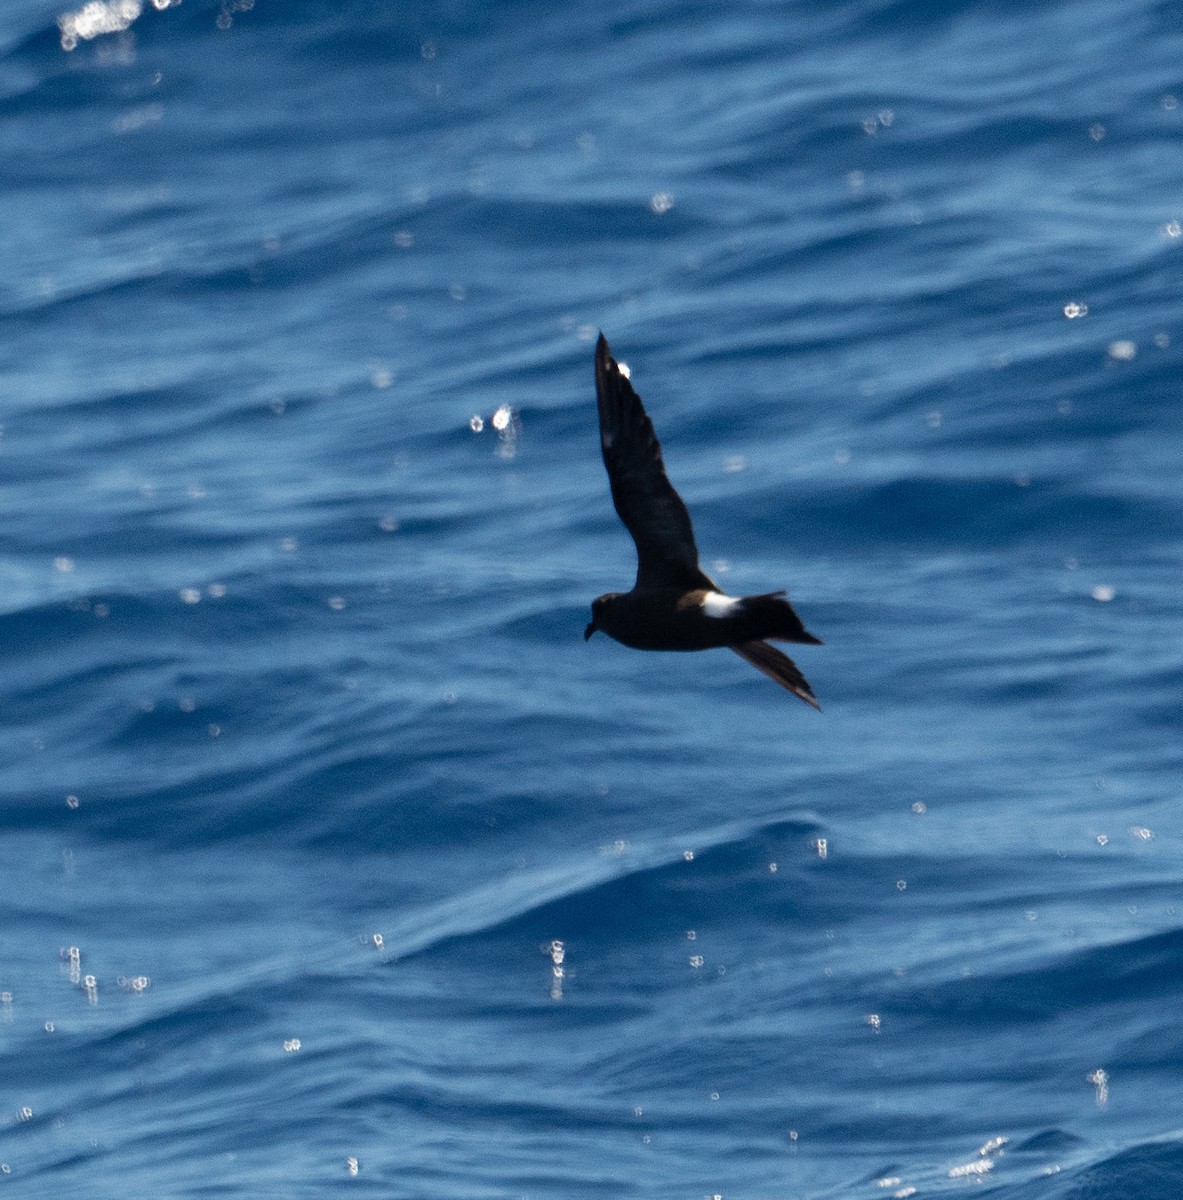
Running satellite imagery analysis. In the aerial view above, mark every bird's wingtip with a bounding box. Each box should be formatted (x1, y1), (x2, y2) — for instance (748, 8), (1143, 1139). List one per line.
(729, 641), (821, 710)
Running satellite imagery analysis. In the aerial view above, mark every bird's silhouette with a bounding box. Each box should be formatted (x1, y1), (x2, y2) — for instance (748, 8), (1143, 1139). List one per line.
(585, 334), (822, 708)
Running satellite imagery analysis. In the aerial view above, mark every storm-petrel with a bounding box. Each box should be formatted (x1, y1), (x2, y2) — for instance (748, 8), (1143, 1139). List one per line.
(584, 333), (823, 708)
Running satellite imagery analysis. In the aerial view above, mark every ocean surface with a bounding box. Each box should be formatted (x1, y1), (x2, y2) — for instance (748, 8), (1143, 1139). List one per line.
(3, 0), (1182, 1196)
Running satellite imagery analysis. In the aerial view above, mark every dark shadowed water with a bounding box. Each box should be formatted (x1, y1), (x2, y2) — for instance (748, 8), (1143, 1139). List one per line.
(2, 0), (1182, 1196)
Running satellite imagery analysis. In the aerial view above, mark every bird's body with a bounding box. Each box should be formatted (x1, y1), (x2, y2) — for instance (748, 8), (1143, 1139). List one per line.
(591, 588), (819, 653)
(585, 334), (822, 708)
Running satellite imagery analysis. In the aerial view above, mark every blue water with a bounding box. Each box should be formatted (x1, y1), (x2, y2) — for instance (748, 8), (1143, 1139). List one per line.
(3, 0), (1182, 1195)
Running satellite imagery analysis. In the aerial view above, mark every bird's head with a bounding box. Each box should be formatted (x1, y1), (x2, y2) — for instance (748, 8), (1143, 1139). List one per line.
(584, 594), (613, 640)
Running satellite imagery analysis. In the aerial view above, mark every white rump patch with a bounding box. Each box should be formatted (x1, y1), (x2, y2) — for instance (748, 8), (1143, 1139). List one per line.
(701, 591), (743, 618)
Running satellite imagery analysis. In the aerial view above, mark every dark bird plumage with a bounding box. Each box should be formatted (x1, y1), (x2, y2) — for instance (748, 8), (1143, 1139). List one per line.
(585, 334), (822, 708)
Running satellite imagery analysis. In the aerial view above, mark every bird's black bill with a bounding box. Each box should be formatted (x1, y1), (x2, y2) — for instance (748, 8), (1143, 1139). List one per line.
(584, 621), (597, 640)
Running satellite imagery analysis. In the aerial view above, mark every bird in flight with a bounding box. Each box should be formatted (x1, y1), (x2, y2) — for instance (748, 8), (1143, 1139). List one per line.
(585, 333), (823, 708)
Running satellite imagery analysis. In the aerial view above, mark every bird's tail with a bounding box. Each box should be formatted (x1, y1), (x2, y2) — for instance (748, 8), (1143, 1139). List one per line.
(730, 640), (821, 710)
(741, 591), (823, 645)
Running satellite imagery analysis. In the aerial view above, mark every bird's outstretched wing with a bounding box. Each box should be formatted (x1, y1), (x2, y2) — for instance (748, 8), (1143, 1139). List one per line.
(729, 640), (821, 709)
(595, 334), (711, 591)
